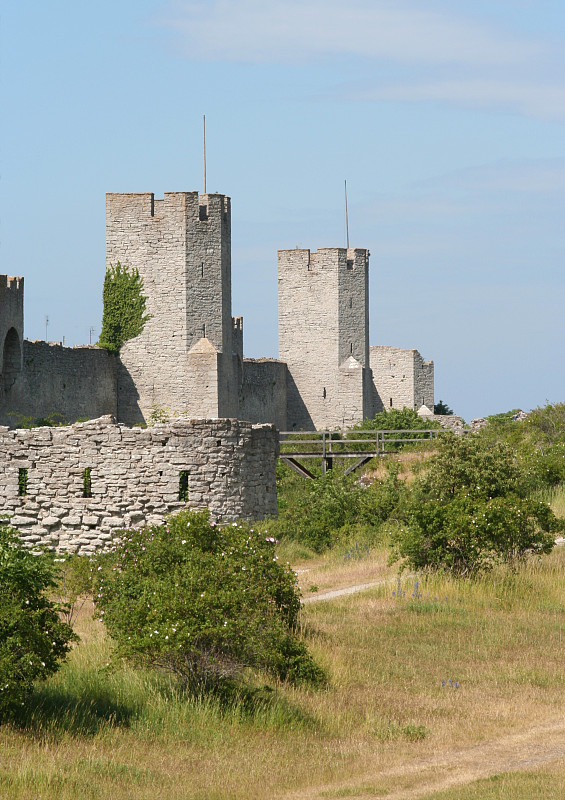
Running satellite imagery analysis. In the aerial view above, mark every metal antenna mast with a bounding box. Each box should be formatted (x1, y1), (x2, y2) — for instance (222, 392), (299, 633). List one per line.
(344, 179), (350, 249)
(203, 114), (207, 194)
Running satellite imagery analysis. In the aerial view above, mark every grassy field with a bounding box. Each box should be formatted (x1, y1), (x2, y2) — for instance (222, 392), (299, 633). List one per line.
(2, 538), (565, 799)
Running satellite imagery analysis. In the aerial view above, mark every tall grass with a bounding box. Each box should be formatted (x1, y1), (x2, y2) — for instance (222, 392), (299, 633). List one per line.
(3, 549), (565, 798)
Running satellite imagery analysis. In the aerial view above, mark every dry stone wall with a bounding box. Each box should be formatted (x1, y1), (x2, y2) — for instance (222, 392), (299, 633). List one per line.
(0, 415), (278, 554)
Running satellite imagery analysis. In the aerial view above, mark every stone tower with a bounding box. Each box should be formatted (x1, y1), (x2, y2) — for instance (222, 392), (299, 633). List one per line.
(278, 248), (375, 430)
(0, 276), (24, 396)
(106, 192), (238, 424)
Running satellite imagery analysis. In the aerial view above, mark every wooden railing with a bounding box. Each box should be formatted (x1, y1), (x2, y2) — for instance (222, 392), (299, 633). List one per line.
(278, 429), (444, 479)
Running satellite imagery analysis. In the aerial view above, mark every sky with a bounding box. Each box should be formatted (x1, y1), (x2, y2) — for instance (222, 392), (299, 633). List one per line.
(1, 0), (564, 422)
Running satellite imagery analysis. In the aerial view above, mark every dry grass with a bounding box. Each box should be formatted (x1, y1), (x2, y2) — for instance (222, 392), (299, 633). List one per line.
(3, 548), (565, 798)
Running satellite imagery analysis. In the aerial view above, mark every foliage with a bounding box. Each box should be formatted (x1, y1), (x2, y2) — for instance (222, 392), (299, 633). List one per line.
(8, 411), (68, 429)
(54, 554), (94, 627)
(391, 434), (563, 576)
(349, 407), (440, 451)
(97, 262), (150, 354)
(268, 465), (405, 552)
(0, 525), (77, 718)
(433, 399), (454, 415)
(94, 510), (325, 691)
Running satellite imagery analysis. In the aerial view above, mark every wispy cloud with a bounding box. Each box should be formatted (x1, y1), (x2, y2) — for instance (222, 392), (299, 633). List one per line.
(156, 1), (565, 120)
(158, 0), (543, 66)
(358, 79), (565, 121)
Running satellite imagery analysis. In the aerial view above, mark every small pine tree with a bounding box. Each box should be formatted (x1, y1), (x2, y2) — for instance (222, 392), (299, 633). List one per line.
(433, 400), (454, 415)
(97, 262), (150, 354)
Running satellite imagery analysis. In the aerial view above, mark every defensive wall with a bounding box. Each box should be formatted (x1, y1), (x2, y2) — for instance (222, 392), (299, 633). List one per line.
(0, 341), (117, 428)
(370, 345), (434, 412)
(0, 415), (278, 554)
(278, 247), (375, 430)
(106, 192), (238, 425)
(0, 189), (435, 435)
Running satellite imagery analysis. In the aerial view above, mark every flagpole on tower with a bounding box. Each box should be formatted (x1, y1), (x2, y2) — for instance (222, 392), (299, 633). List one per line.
(203, 115), (207, 194)
(345, 179), (350, 249)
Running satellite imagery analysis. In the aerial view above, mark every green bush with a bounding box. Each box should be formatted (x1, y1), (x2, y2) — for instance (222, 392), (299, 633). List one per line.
(348, 407), (440, 451)
(269, 467), (404, 552)
(0, 525), (77, 718)
(391, 434), (563, 576)
(94, 510), (325, 691)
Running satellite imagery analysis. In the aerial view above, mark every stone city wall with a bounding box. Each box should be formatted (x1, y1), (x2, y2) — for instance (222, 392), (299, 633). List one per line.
(0, 341), (117, 428)
(0, 415), (278, 554)
(370, 346), (434, 412)
(239, 358), (288, 431)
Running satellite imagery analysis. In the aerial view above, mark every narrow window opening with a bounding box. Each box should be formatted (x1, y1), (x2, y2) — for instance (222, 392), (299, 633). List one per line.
(201, 262), (204, 278)
(179, 471), (189, 502)
(323, 387), (327, 399)
(349, 298), (353, 309)
(199, 205), (208, 221)
(202, 323), (206, 338)
(390, 398), (393, 408)
(422, 397), (425, 406)
(346, 259), (354, 270)
(350, 342), (353, 354)
(388, 361), (391, 370)
(216, 440), (221, 447)
(18, 468), (28, 497)
(150, 194), (155, 217)
(83, 468), (92, 498)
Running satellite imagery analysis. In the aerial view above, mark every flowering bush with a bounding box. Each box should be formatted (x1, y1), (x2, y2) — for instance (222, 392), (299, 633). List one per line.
(391, 434), (563, 575)
(0, 525), (76, 718)
(94, 510), (325, 691)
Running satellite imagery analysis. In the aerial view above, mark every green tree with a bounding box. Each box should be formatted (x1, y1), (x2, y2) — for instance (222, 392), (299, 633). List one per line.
(391, 434), (562, 576)
(433, 400), (454, 415)
(97, 262), (150, 354)
(94, 510), (325, 691)
(0, 525), (77, 718)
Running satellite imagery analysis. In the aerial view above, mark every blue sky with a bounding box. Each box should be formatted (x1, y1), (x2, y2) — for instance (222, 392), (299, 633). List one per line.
(1, 0), (564, 421)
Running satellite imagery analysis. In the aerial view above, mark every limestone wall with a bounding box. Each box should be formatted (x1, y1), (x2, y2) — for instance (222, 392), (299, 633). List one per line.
(370, 346), (433, 412)
(0, 341), (117, 427)
(278, 248), (371, 430)
(239, 359), (288, 430)
(106, 192), (237, 425)
(0, 416), (278, 554)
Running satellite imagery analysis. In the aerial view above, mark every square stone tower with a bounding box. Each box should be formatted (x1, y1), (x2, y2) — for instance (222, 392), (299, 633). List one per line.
(0, 276), (24, 394)
(106, 192), (238, 424)
(278, 248), (375, 430)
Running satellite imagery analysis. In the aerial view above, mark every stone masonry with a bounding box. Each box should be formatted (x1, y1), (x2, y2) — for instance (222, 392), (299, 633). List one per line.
(0, 189), (434, 437)
(370, 345), (434, 412)
(0, 415), (278, 554)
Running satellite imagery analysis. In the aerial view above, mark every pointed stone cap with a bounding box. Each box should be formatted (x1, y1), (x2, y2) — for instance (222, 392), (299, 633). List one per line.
(417, 404), (434, 417)
(188, 337), (218, 354)
(339, 355), (362, 370)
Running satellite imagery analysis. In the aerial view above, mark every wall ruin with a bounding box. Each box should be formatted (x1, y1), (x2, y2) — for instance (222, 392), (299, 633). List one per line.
(0, 416), (278, 554)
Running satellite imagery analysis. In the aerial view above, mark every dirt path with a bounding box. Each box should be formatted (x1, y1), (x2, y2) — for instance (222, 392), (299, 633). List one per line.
(295, 573), (565, 798)
(282, 717), (565, 799)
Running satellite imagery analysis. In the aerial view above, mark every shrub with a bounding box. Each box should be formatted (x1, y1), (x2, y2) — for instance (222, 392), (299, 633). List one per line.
(391, 434), (563, 576)
(0, 525), (77, 718)
(94, 511), (325, 691)
(348, 407), (440, 451)
(269, 467), (404, 552)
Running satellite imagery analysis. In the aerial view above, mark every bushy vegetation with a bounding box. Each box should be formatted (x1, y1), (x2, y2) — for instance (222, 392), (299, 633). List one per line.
(0, 525), (76, 718)
(390, 434), (562, 575)
(98, 262), (150, 354)
(267, 465), (405, 553)
(94, 510), (325, 691)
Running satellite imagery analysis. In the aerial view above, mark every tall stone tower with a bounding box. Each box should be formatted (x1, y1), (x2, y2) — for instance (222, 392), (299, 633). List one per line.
(278, 248), (375, 430)
(0, 276), (24, 396)
(106, 192), (238, 424)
